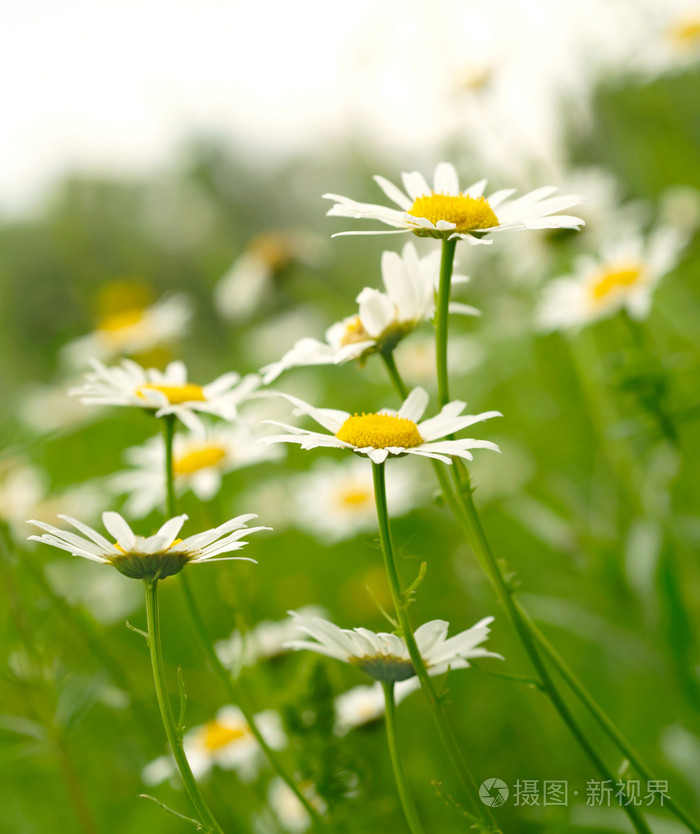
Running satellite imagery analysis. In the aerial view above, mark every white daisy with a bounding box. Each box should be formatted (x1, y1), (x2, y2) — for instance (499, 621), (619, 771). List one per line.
(143, 706), (286, 785)
(69, 358), (259, 436)
(215, 606), (327, 672)
(27, 511), (268, 580)
(334, 680), (419, 736)
(286, 612), (502, 683)
(537, 225), (687, 331)
(260, 242), (478, 383)
(215, 230), (325, 322)
(110, 423), (283, 518)
(61, 294), (192, 368)
(324, 162), (583, 243)
(289, 458), (421, 544)
(266, 777), (327, 833)
(259, 387), (501, 466)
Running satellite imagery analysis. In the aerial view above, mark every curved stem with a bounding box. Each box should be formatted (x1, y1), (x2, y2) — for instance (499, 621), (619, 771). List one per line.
(435, 238), (457, 409)
(371, 461), (497, 832)
(160, 415), (324, 826)
(144, 579), (224, 834)
(382, 682), (426, 834)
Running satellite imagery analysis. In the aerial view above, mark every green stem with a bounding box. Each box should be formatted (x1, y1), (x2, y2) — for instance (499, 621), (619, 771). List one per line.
(381, 681), (427, 834)
(435, 238), (457, 409)
(161, 416), (324, 826)
(144, 579), (224, 834)
(371, 461), (497, 832)
(381, 349), (409, 399)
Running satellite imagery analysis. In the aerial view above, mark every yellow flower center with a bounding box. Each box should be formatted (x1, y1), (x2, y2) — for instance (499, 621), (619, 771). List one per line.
(174, 444), (227, 476)
(201, 720), (249, 752)
(340, 316), (372, 347)
(138, 383), (206, 404)
(669, 14), (700, 50)
(589, 262), (644, 303)
(249, 232), (294, 269)
(97, 308), (144, 334)
(336, 484), (372, 509)
(336, 413), (423, 449)
(408, 193), (499, 235)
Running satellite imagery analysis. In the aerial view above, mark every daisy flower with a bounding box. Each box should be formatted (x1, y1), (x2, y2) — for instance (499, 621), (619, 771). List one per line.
(266, 777), (327, 833)
(324, 162), (583, 243)
(110, 423), (283, 518)
(286, 612), (501, 683)
(289, 458), (421, 544)
(334, 681), (419, 736)
(69, 358), (259, 435)
(215, 230), (325, 322)
(61, 293), (191, 368)
(27, 512), (268, 580)
(260, 242), (478, 383)
(259, 386), (500, 465)
(537, 225), (687, 331)
(143, 706), (285, 784)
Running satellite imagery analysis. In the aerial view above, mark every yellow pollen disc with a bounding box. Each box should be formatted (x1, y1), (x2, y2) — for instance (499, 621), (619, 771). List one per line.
(337, 485), (372, 508)
(138, 382), (206, 404)
(408, 193), (499, 233)
(336, 413), (423, 449)
(669, 15), (700, 49)
(174, 444), (227, 476)
(589, 262), (644, 303)
(201, 720), (249, 752)
(114, 537), (182, 555)
(340, 316), (372, 347)
(249, 232), (294, 269)
(97, 308), (144, 334)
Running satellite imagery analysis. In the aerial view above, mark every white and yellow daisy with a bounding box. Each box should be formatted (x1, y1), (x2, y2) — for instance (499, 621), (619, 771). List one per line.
(215, 230), (325, 322)
(334, 680), (419, 736)
(289, 458), (421, 544)
(69, 359), (259, 436)
(110, 423), (283, 518)
(27, 512), (268, 580)
(61, 294), (191, 368)
(143, 706), (286, 785)
(260, 387), (500, 465)
(260, 242), (478, 383)
(286, 612), (501, 683)
(537, 225), (687, 331)
(324, 162), (583, 243)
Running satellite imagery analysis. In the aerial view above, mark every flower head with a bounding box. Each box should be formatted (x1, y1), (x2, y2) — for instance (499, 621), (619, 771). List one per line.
(286, 612), (502, 683)
(260, 387), (500, 465)
(69, 359), (259, 436)
(28, 512), (268, 580)
(537, 225), (687, 331)
(324, 162), (583, 243)
(260, 242), (478, 382)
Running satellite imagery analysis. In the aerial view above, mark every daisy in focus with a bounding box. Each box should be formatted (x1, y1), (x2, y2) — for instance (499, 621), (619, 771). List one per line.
(61, 292), (191, 368)
(110, 423), (283, 518)
(260, 242), (478, 383)
(286, 612), (502, 683)
(289, 458), (421, 544)
(324, 162), (583, 243)
(537, 225), (687, 331)
(143, 706), (286, 784)
(28, 511), (268, 579)
(70, 359), (260, 435)
(260, 387), (500, 465)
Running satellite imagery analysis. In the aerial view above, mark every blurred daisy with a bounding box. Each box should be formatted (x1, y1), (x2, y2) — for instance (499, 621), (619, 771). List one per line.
(260, 387), (500, 465)
(286, 612), (501, 683)
(61, 294), (191, 368)
(324, 162), (583, 243)
(143, 706), (285, 784)
(28, 512), (268, 580)
(266, 777), (327, 833)
(290, 458), (421, 543)
(70, 359), (259, 435)
(260, 242), (478, 383)
(110, 423), (283, 518)
(537, 225), (687, 331)
(215, 231), (325, 322)
(215, 605), (327, 672)
(334, 680), (419, 736)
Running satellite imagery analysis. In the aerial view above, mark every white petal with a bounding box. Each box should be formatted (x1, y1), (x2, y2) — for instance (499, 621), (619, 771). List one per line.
(398, 388), (429, 422)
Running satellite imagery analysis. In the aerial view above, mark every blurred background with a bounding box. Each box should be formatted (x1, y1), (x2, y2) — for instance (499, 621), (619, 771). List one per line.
(1, 1), (700, 832)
